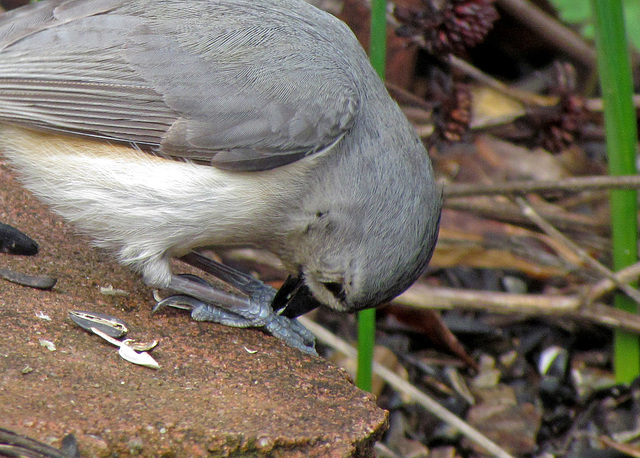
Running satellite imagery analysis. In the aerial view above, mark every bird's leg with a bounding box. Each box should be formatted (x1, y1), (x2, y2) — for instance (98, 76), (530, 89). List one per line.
(152, 251), (316, 354)
(179, 251), (272, 297)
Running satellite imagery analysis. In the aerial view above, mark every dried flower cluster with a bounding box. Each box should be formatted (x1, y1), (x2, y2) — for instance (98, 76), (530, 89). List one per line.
(394, 0), (499, 56)
(441, 83), (472, 142)
(535, 63), (588, 153)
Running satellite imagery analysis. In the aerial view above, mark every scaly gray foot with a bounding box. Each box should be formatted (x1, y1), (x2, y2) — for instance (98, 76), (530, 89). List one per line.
(153, 273), (316, 355)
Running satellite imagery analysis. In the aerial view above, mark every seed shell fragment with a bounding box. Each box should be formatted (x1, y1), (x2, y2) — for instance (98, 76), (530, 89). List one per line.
(69, 310), (129, 338)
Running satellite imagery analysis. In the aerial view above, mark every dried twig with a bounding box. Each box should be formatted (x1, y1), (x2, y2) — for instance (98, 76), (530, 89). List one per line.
(298, 316), (515, 458)
(495, 0), (596, 68)
(445, 197), (608, 234)
(444, 175), (640, 198)
(395, 284), (640, 334)
(599, 436), (640, 458)
(448, 55), (557, 107)
(587, 262), (640, 304)
(384, 3), (555, 107)
(586, 95), (640, 112)
(516, 197), (640, 305)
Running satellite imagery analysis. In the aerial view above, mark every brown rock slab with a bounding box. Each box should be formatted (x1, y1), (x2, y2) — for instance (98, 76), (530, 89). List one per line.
(0, 161), (388, 456)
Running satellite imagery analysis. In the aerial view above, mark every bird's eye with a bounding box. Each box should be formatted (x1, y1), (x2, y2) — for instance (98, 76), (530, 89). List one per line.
(322, 281), (346, 302)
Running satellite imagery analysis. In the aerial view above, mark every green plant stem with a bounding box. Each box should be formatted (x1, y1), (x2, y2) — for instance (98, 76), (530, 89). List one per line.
(369, 0), (387, 74)
(357, 308), (376, 391)
(592, 0), (640, 383)
(356, 0), (387, 392)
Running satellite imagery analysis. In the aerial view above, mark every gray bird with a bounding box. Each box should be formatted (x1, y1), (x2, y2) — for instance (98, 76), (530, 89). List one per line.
(0, 0), (442, 354)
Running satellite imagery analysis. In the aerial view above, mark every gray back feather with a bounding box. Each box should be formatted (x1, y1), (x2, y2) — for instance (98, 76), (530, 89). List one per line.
(0, 0), (364, 170)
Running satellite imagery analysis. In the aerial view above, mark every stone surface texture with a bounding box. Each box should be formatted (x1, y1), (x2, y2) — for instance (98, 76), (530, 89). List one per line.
(0, 160), (388, 456)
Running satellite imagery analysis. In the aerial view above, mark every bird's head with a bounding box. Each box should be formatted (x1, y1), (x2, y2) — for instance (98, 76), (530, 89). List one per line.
(272, 170), (442, 318)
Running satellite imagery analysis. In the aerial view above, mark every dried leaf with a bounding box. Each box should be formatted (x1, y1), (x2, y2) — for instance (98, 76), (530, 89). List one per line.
(470, 86), (526, 129)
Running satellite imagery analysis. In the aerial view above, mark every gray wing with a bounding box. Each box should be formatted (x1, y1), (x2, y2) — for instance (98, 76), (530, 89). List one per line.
(0, 0), (361, 171)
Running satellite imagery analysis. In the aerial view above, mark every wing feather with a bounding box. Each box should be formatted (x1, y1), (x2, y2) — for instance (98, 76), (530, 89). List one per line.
(0, 0), (362, 171)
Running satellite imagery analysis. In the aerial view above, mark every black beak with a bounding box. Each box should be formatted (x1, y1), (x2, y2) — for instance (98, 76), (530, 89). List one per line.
(271, 274), (322, 318)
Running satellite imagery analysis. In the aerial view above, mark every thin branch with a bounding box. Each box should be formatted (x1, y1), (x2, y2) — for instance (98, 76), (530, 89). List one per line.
(444, 175), (640, 198)
(586, 95), (640, 111)
(298, 316), (515, 458)
(516, 197), (640, 305)
(395, 284), (640, 334)
(445, 198), (609, 234)
(448, 55), (558, 107)
(386, 81), (435, 111)
(587, 262), (640, 304)
(598, 436), (640, 458)
(384, 3), (556, 107)
(495, 0), (596, 68)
